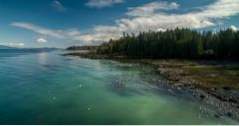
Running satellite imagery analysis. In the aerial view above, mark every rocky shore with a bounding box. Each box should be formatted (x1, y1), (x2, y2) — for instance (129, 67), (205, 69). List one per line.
(147, 61), (239, 120)
(63, 51), (239, 121)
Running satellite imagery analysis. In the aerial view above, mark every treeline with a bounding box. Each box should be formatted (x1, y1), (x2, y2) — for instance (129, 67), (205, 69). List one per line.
(67, 45), (98, 51)
(96, 28), (239, 60)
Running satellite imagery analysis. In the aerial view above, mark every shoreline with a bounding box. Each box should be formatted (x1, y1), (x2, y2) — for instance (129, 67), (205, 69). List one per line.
(63, 52), (239, 120)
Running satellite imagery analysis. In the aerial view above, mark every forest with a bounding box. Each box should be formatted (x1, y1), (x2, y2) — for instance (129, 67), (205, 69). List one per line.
(96, 28), (239, 60)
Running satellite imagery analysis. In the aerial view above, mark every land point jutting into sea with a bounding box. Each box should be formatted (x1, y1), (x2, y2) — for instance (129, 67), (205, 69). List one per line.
(65, 28), (239, 123)
(0, 0), (239, 125)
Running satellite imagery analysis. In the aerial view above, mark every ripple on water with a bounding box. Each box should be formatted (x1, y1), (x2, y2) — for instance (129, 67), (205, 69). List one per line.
(0, 51), (238, 124)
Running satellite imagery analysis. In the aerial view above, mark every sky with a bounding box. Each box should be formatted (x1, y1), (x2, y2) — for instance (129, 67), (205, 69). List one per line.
(0, 0), (239, 48)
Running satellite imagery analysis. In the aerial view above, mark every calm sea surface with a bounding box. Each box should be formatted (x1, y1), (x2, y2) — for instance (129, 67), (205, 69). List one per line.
(0, 50), (238, 124)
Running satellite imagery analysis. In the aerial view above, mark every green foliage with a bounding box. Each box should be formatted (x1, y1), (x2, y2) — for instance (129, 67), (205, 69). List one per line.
(97, 28), (239, 60)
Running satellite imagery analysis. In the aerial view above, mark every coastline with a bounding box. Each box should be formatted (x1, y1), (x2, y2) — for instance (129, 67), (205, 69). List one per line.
(63, 51), (239, 120)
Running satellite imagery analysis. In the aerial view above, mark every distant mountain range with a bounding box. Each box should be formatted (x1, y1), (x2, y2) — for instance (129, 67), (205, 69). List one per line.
(0, 45), (59, 50)
(0, 45), (59, 53)
(0, 45), (14, 49)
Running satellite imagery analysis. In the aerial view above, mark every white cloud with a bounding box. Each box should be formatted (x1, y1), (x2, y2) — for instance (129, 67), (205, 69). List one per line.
(80, 0), (239, 43)
(127, 1), (179, 17)
(66, 29), (81, 36)
(230, 25), (238, 31)
(10, 42), (25, 47)
(86, 0), (123, 8)
(11, 0), (239, 45)
(0, 42), (25, 47)
(124, 0), (239, 30)
(51, 0), (66, 12)
(194, 0), (239, 19)
(11, 22), (82, 41)
(77, 25), (122, 43)
(37, 38), (48, 43)
(11, 22), (64, 38)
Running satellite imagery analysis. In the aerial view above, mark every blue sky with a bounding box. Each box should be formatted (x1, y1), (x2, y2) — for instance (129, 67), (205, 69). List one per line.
(0, 0), (238, 48)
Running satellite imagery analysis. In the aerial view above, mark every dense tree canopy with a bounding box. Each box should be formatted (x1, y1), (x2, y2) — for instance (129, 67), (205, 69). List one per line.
(96, 28), (239, 60)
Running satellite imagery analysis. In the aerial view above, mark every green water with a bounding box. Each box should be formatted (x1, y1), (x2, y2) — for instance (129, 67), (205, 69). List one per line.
(0, 51), (238, 124)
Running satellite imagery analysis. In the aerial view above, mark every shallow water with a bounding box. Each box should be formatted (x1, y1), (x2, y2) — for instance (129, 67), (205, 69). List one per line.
(0, 50), (238, 124)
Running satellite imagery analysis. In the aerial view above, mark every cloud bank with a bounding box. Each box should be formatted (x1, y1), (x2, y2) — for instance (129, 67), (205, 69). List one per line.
(0, 42), (25, 47)
(80, 0), (239, 43)
(11, 0), (239, 45)
(11, 22), (82, 43)
(127, 1), (179, 17)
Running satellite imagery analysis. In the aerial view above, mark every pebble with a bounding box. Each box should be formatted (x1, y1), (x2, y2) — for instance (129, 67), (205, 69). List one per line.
(226, 112), (232, 117)
(52, 96), (56, 100)
(223, 86), (231, 91)
(214, 114), (220, 118)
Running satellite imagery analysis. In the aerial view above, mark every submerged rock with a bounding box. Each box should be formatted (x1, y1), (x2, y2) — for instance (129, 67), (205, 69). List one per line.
(214, 114), (219, 118)
(222, 86), (231, 91)
(226, 112), (233, 118)
(112, 79), (126, 90)
(200, 94), (205, 100)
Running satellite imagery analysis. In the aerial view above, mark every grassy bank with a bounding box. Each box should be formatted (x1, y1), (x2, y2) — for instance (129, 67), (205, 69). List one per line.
(141, 59), (239, 89)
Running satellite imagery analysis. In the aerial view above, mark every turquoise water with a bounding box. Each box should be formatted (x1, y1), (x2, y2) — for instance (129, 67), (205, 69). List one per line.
(0, 50), (238, 124)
